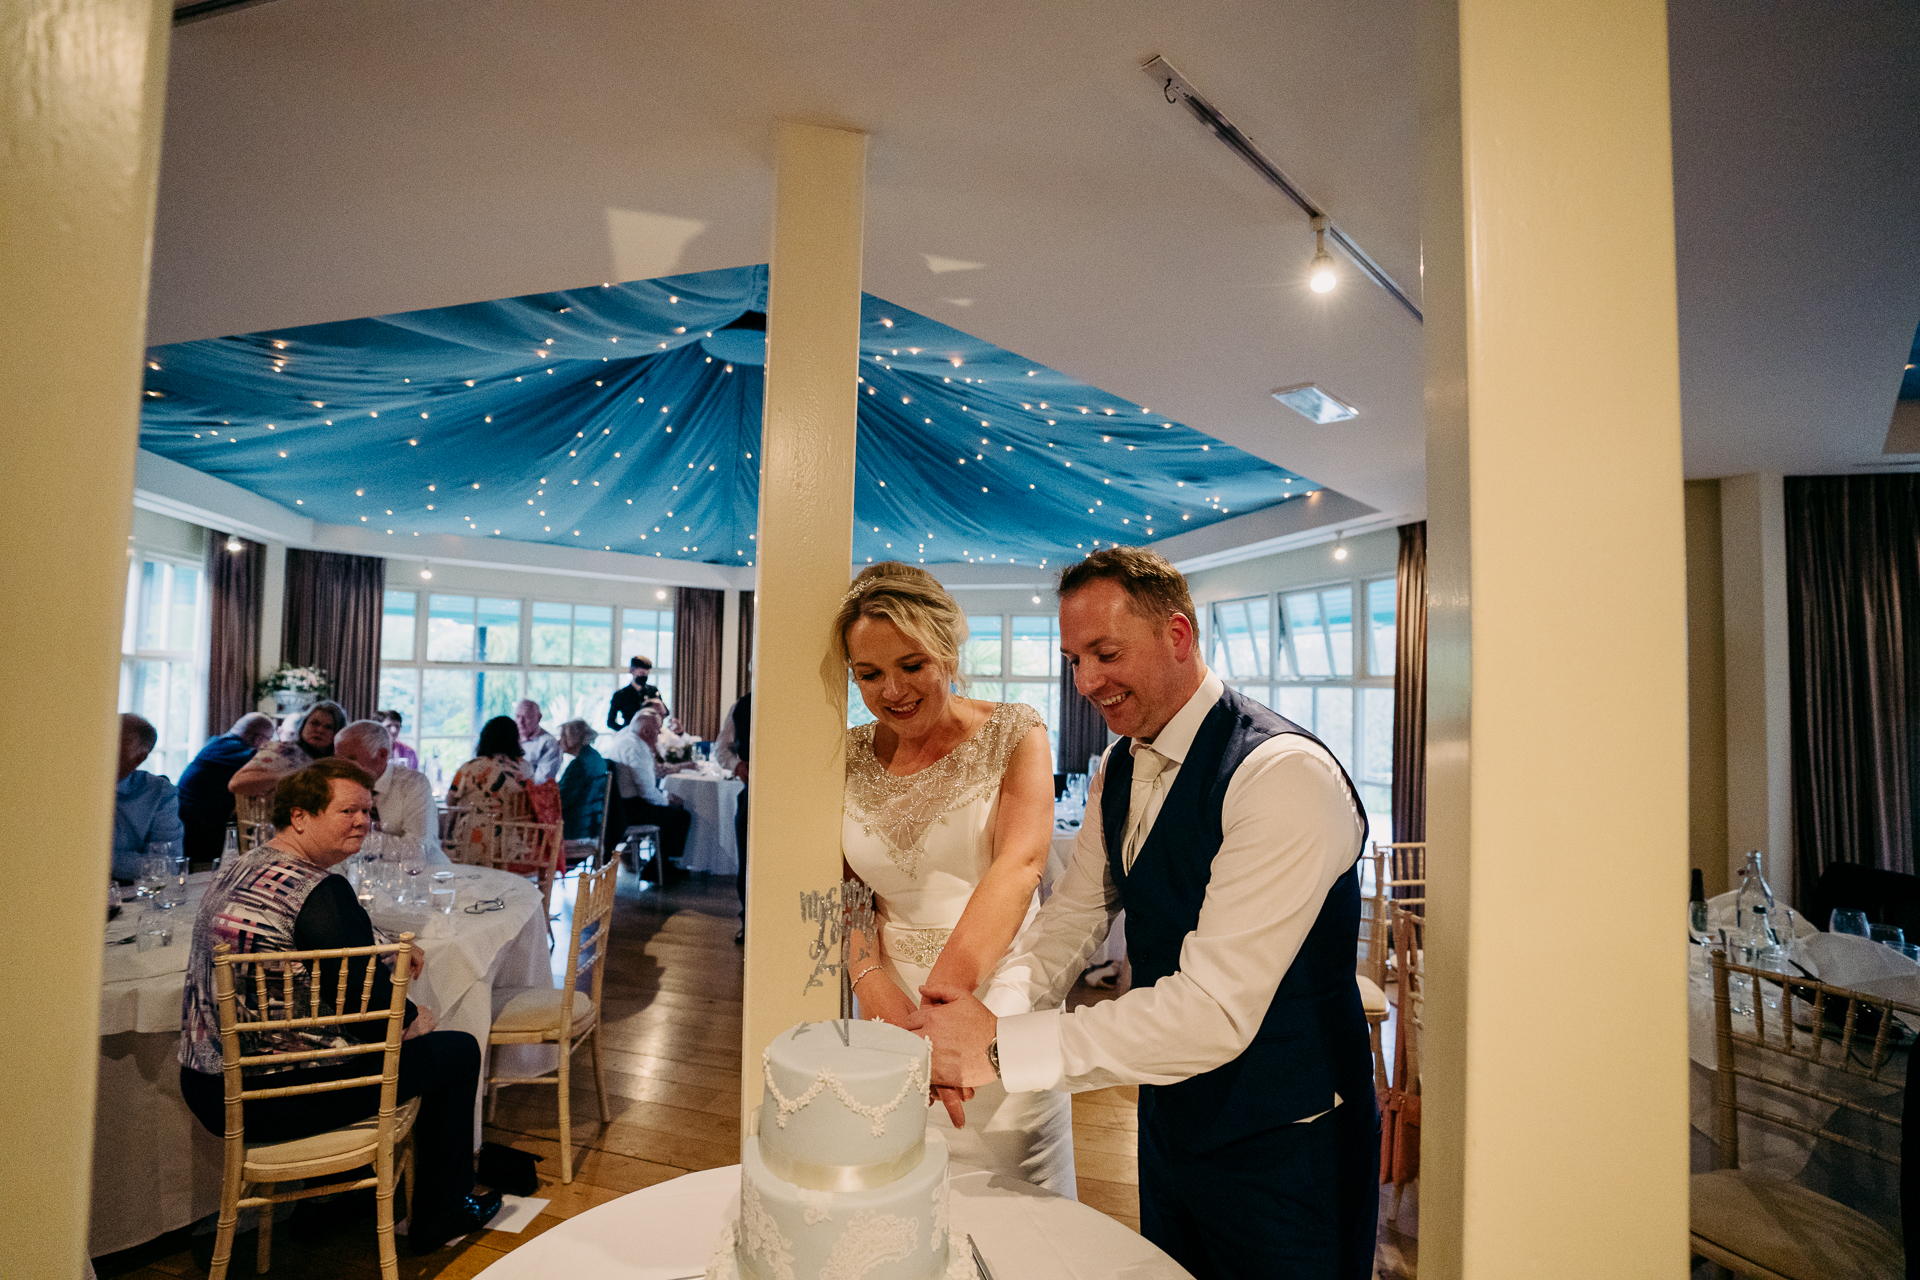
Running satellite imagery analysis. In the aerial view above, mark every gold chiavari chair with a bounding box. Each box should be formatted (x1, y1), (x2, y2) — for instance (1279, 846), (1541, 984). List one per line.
(207, 936), (419, 1280)
(1382, 902), (1425, 1219)
(234, 793), (275, 854)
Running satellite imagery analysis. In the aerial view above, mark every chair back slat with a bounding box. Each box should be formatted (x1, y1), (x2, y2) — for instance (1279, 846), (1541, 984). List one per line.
(234, 793), (274, 853)
(560, 861), (619, 1026)
(1706, 950), (1913, 1172)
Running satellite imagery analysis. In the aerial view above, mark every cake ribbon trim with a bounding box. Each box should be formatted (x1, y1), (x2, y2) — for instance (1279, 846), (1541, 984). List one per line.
(759, 1137), (929, 1192)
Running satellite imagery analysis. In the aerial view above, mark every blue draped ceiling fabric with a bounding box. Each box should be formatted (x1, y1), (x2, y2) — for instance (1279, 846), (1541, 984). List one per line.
(139, 267), (1321, 569)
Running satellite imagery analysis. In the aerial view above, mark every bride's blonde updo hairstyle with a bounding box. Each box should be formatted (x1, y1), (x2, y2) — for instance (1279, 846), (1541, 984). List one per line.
(821, 561), (970, 702)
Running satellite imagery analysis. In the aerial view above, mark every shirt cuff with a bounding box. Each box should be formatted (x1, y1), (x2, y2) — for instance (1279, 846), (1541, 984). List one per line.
(995, 1008), (1065, 1094)
(981, 983), (1030, 1019)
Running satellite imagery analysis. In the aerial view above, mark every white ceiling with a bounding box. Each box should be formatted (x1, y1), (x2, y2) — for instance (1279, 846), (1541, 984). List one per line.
(146, 0), (1920, 551)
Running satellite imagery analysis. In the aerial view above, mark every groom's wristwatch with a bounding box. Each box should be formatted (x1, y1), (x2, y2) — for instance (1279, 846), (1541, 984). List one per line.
(986, 1037), (1001, 1079)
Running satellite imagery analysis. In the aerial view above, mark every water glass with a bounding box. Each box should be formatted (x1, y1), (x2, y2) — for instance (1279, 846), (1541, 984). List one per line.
(221, 826), (239, 869)
(1831, 909), (1872, 938)
(431, 884), (457, 918)
(1871, 922), (1907, 950)
(134, 855), (167, 900)
(136, 904), (175, 952)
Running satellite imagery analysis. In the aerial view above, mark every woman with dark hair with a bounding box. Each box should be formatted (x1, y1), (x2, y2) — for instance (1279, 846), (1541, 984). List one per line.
(229, 699), (349, 797)
(178, 758), (501, 1254)
(445, 715), (529, 859)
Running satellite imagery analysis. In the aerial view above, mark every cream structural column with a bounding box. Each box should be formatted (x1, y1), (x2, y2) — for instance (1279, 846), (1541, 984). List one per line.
(1719, 473), (1793, 897)
(741, 122), (868, 1108)
(260, 539), (289, 686)
(0, 0), (172, 1271)
(719, 587), (742, 719)
(1421, 1), (1689, 1275)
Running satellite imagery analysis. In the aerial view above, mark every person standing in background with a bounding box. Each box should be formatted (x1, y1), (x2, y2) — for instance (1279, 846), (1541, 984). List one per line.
(177, 712), (274, 864)
(113, 713), (185, 882)
(606, 656), (658, 731)
(378, 709), (419, 770)
(513, 699), (561, 784)
(715, 691), (751, 943)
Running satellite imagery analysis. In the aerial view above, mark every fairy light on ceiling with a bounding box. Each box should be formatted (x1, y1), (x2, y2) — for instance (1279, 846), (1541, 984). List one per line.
(137, 265), (1322, 566)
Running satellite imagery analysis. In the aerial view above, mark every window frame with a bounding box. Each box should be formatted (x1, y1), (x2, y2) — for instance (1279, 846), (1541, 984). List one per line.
(118, 547), (210, 781)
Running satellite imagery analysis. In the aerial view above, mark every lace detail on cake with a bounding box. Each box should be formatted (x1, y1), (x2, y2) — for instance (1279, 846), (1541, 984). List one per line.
(762, 1046), (929, 1137)
(704, 1217), (740, 1280)
(929, 1171), (950, 1250)
(844, 702), (1043, 878)
(739, 1180), (795, 1280)
(796, 1187), (834, 1225)
(886, 926), (951, 968)
(818, 1211), (919, 1280)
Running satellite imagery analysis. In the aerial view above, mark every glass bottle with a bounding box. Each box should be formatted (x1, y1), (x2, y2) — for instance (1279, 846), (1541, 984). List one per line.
(1690, 867), (1709, 936)
(1734, 850), (1774, 935)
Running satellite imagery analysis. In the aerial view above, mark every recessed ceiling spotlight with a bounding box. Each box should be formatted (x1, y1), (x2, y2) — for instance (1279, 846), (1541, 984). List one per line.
(1271, 383), (1358, 424)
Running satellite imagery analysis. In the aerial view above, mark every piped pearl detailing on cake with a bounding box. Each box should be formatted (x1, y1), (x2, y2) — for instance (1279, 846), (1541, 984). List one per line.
(885, 926), (951, 968)
(763, 1046), (929, 1137)
(818, 1212), (918, 1280)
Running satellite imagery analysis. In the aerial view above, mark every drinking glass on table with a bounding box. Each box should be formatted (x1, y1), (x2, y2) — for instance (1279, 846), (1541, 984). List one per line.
(136, 902), (175, 952)
(430, 883), (457, 920)
(133, 854), (166, 900)
(1871, 923), (1906, 950)
(150, 841), (188, 906)
(1831, 909), (1872, 938)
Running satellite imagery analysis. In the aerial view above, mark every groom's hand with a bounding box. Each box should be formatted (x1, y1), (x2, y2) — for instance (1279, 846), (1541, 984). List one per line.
(905, 985), (998, 1091)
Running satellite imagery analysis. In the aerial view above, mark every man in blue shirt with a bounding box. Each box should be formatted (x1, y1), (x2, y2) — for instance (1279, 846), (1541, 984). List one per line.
(177, 712), (275, 864)
(113, 713), (184, 881)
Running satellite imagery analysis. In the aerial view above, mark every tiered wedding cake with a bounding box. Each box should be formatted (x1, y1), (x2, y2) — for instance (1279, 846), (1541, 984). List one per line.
(709, 1019), (969, 1280)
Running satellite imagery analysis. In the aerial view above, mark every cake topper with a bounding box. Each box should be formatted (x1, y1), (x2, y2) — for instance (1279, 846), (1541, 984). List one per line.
(798, 879), (877, 1032)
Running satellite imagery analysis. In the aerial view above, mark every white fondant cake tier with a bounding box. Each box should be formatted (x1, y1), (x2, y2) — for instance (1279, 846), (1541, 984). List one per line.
(735, 1128), (952, 1280)
(758, 1020), (930, 1179)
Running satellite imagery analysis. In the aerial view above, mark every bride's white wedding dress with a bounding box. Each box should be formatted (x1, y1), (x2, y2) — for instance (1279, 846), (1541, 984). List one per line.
(842, 701), (1077, 1196)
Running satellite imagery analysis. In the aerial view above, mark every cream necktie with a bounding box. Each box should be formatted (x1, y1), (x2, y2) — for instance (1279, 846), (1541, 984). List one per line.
(1122, 747), (1170, 874)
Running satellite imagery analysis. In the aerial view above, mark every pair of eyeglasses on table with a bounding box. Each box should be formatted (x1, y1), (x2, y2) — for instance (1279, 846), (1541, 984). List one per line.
(464, 896), (507, 914)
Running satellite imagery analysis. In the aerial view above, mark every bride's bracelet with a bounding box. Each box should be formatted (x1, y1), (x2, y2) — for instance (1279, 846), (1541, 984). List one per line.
(850, 963), (883, 990)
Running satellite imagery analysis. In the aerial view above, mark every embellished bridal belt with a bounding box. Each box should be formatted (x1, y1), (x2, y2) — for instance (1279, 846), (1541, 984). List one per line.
(881, 923), (952, 969)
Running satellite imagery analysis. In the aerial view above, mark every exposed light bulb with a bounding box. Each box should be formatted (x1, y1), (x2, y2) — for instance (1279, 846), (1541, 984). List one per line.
(1308, 215), (1337, 293)
(1332, 535), (1349, 562)
(420, 561), (433, 580)
(225, 535), (244, 553)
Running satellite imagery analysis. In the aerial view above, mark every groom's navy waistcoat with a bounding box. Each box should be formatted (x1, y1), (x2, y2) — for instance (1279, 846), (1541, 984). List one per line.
(1102, 685), (1373, 1152)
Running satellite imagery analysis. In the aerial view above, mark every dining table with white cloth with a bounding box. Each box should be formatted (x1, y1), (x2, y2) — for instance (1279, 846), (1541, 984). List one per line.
(472, 1163), (1191, 1280)
(1686, 891), (1909, 1235)
(90, 865), (551, 1258)
(661, 770), (743, 876)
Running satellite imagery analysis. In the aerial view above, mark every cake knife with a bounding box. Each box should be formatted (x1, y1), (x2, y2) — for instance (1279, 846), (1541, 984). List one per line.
(969, 1233), (998, 1280)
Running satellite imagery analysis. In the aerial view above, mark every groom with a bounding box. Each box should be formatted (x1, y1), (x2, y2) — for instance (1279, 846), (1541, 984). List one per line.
(908, 547), (1379, 1279)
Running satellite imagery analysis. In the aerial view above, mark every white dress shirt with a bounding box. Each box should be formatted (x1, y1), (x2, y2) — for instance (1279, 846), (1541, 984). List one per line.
(987, 669), (1364, 1097)
(374, 761), (446, 865)
(520, 730), (563, 784)
(601, 726), (667, 805)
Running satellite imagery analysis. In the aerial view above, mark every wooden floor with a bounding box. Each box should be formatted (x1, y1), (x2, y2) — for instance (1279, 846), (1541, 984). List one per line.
(95, 870), (1419, 1278)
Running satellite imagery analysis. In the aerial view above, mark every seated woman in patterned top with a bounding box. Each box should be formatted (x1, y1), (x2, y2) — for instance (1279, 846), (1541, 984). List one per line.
(445, 715), (530, 858)
(177, 757), (501, 1254)
(228, 699), (347, 798)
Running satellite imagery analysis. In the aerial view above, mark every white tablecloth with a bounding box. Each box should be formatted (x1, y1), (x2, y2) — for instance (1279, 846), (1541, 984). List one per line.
(663, 772), (743, 876)
(473, 1164), (1189, 1280)
(91, 867), (551, 1258)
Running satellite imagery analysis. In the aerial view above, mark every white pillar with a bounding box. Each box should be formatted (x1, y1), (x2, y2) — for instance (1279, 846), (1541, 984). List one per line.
(1420, 1), (1690, 1274)
(719, 588), (741, 719)
(740, 122), (868, 1112)
(1719, 472), (1793, 898)
(0, 0), (171, 1270)
(259, 539), (289, 693)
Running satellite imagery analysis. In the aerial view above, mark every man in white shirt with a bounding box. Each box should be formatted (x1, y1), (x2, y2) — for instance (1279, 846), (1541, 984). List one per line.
(910, 548), (1375, 1280)
(514, 699), (562, 784)
(335, 719), (447, 865)
(600, 712), (691, 876)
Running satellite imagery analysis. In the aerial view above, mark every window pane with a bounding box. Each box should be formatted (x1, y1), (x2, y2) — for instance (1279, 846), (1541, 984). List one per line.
(1282, 591), (1330, 677)
(378, 668), (417, 740)
(1234, 683), (1273, 711)
(622, 608), (671, 669)
(477, 598), (521, 663)
(1322, 587), (1354, 677)
(1367, 578), (1397, 677)
(969, 680), (1004, 704)
(573, 604), (613, 668)
(531, 601), (572, 665)
(419, 739), (468, 791)
(526, 671), (572, 727)
(1315, 686), (1354, 774)
(382, 591), (417, 661)
(427, 594), (476, 663)
(421, 669), (476, 748)
(846, 676), (876, 729)
(1010, 616), (1059, 677)
(167, 660), (195, 750)
(962, 615), (1003, 676)
(132, 658), (167, 728)
(477, 668), (523, 723)
(139, 561), (164, 651)
(573, 673), (620, 732)
(1003, 680), (1057, 749)
(1361, 687), (1395, 789)
(1277, 685), (1313, 729)
(1210, 597), (1270, 679)
(168, 564), (201, 651)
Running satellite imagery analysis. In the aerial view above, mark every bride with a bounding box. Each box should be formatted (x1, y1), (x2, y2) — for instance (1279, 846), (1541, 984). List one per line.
(828, 562), (1076, 1195)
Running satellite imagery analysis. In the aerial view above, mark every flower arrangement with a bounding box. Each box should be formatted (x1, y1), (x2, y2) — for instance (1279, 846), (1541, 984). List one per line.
(255, 664), (332, 701)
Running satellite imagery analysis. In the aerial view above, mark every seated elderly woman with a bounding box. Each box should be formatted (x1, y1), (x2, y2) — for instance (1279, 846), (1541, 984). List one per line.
(176, 757), (500, 1253)
(556, 719), (609, 846)
(229, 699), (348, 798)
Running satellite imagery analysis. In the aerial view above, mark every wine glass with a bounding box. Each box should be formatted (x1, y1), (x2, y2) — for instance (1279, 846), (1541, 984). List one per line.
(1870, 922), (1906, 950)
(1831, 909), (1872, 938)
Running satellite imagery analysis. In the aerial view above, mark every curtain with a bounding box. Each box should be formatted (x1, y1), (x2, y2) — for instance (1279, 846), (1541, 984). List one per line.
(281, 549), (385, 721)
(1057, 663), (1109, 774)
(1392, 521), (1428, 848)
(673, 586), (724, 740)
(1785, 475), (1920, 887)
(205, 533), (265, 736)
(736, 589), (755, 698)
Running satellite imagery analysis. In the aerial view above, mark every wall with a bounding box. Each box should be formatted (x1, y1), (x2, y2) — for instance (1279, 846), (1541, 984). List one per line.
(130, 506), (207, 561)
(1185, 527), (1398, 605)
(1685, 480), (1729, 896)
(384, 557), (675, 613)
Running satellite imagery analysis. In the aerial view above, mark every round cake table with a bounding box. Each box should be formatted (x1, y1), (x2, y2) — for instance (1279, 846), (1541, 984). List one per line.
(473, 1164), (1190, 1280)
